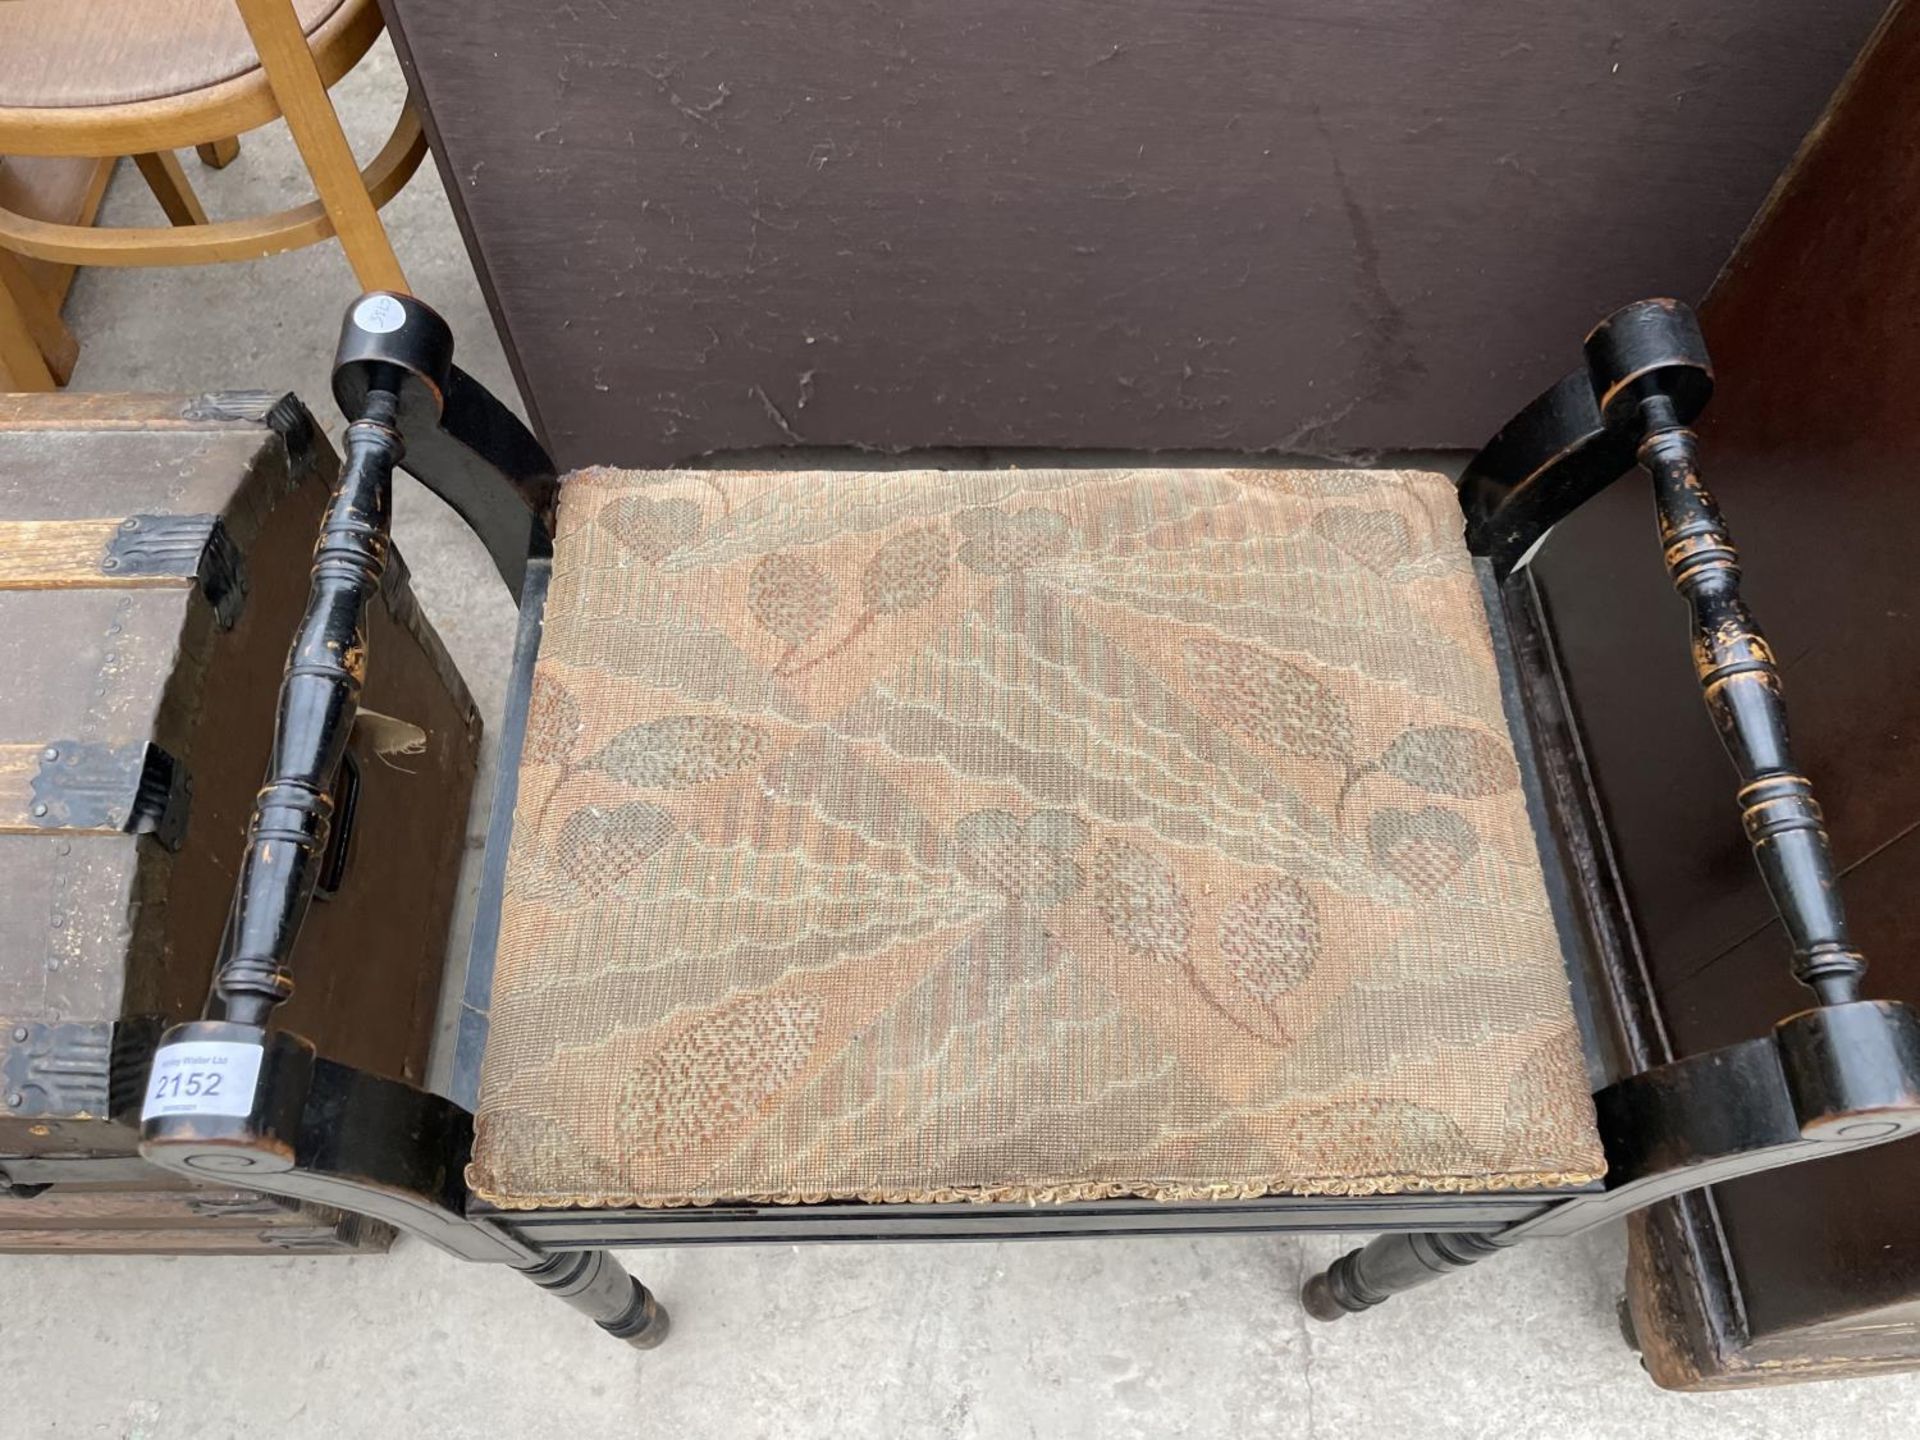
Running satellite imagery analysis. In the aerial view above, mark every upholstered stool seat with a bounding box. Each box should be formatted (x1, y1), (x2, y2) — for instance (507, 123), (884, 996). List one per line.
(468, 464), (1605, 1210)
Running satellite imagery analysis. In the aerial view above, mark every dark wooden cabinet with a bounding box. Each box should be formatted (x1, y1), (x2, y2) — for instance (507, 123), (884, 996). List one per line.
(0, 393), (480, 1254)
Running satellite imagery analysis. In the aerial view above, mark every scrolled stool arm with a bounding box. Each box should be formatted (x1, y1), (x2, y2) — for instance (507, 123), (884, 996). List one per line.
(1461, 297), (1867, 1005)
(1304, 300), (1914, 1327)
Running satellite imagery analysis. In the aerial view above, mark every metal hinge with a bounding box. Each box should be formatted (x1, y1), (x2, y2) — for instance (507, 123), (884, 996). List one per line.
(103, 513), (248, 628)
(0, 1016), (163, 1121)
(27, 741), (191, 850)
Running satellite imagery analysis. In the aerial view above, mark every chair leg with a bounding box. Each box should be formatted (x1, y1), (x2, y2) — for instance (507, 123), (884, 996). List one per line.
(234, 0), (408, 292)
(0, 255), (57, 390)
(1301, 1229), (1515, 1321)
(0, 248), (75, 384)
(132, 151), (211, 226)
(514, 1250), (672, 1350)
(197, 136), (242, 169)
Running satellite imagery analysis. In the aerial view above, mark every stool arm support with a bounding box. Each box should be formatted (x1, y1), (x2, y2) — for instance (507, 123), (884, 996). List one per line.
(1463, 298), (1866, 1008)
(141, 1022), (516, 1261)
(1640, 404), (1864, 1004)
(1309, 301), (1917, 1324)
(333, 292), (557, 602)
(1459, 298), (1712, 577)
(214, 384), (403, 1027)
(215, 294), (559, 1033)
(1531, 1000), (1920, 1240)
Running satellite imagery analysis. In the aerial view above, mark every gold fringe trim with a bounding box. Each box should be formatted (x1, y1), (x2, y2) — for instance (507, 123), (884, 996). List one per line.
(466, 1164), (1606, 1212)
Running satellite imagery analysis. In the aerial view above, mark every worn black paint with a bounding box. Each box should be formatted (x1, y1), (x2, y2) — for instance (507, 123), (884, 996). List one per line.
(1457, 299), (1713, 577)
(1465, 301), (1868, 1009)
(1304, 301), (1917, 1320)
(1642, 414), (1866, 1006)
(333, 292), (556, 601)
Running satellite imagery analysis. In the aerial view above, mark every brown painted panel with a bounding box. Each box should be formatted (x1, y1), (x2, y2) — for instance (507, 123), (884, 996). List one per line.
(1535, 0), (1920, 1382)
(384, 0), (1887, 468)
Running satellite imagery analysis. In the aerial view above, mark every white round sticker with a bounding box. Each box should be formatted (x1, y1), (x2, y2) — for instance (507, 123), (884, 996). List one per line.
(353, 294), (407, 334)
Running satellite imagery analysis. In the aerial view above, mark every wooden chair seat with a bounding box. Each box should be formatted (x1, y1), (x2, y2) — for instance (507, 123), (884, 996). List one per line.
(468, 464), (1605, 1210)
(0, 0), (347, 110)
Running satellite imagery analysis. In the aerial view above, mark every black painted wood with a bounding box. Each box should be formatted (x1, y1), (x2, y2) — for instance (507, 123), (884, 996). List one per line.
(448, 560), (550, 1111)
(143, 293), (1920, 1353)
(516, 1251), (669, 1348)
(1460, 300), (1864, 1007)
(1457, 298), (1711, 578)
(1303, 1230), (1514, 1320)
(333, 293), (556, 601)
(149, 307), (665, 1350)
(1641, 411), (1865, 1006)
(492, 1191), (1568, 1247)
(215, 391), (401, 1026)
(1608, 6), (1920, 1382)
(1302, 302), (1920, 1321)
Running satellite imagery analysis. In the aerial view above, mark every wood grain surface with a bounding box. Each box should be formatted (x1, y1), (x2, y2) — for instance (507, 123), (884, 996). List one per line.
(0, 517), (192, 589)
(0, 154), (114, 304)
(0, 400), (477, 1083)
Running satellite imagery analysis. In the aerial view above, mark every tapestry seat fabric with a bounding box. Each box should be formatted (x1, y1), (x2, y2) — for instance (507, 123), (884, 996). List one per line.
(469, 465), (1605, 1209)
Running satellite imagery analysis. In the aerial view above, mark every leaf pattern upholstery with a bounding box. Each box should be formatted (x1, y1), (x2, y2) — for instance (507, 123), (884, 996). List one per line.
(471, 466), (1604, 1208)
(747, 552), (837, 645)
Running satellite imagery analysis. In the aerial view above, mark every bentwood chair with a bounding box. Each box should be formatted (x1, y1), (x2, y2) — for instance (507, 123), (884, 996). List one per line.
(0, 0), (423, 389)
(135, 292), (1920, 1350)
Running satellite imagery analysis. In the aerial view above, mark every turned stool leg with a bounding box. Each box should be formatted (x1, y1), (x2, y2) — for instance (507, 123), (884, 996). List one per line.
(515, 1250), (672, 1349)
(1301, 1230), (1515, 1321)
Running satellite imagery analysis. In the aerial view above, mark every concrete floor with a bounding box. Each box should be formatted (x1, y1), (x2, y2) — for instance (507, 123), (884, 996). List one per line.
(7, 42), (1920, 1440)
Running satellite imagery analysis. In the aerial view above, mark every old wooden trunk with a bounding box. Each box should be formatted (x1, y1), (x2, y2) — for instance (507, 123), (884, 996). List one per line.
(0, 392), (479, 1254)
